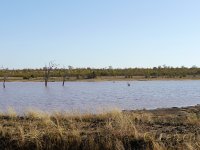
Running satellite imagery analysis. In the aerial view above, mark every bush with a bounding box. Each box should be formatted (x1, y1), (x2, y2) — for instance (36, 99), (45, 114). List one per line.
(23, 76), (30, 80)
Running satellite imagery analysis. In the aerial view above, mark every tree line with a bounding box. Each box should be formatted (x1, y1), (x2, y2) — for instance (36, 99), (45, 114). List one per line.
(1, 66), (200, 80)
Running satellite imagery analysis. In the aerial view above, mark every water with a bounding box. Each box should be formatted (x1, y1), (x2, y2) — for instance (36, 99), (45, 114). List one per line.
(0, 80), (200, 113)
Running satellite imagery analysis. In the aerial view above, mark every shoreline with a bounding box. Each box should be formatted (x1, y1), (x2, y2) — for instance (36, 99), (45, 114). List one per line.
(1, 104), (200, 116)
(1, 76), (200, 82)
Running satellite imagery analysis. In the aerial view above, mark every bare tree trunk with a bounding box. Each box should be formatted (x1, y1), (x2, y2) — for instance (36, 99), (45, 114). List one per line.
(2, 68), (7, 88)
(45, 78), (48, 87)
(44, 67), (48, 87)
(62, 67), (69, 87)
(62, 75), (66, 86)
(44, 69), (50, 87)
(3, 77), (5, 88)
(62, 76), (65, 86)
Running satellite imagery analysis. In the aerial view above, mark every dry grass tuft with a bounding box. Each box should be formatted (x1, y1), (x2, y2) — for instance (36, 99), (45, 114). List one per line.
(7, 107), (17, 118)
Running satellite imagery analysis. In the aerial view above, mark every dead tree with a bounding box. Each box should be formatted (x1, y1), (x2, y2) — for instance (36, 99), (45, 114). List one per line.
(44, 61), (56, 87)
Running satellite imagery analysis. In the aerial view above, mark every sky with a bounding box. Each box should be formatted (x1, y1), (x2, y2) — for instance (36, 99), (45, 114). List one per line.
(0, 0), (200, 69)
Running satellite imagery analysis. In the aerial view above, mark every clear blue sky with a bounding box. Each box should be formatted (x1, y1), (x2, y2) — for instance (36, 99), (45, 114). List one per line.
(0, 0), (200, 69)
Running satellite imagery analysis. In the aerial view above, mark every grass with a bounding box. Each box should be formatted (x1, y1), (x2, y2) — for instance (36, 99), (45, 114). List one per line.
(1, 105), (200, 150)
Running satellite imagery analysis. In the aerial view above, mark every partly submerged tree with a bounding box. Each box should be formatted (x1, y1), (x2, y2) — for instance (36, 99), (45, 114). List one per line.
(44, 61), (57, 87)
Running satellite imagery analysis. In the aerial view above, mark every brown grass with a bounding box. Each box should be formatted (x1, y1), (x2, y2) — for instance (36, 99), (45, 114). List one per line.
(1, 105), (200, 150)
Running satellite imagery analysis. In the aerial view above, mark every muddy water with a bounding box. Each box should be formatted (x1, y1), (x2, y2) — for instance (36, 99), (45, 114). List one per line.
(0, 81), (200, 113)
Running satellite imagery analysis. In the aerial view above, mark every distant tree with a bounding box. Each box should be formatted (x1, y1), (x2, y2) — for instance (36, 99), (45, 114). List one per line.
(192, 65), (197, 68)
(91, 71), (96, 78)
(44, 61), (57, 87)
(153, 67), (157, 70)
(68, 65), (73, 70)
(108, 66), (113, 70)
(30, 74), (34, 78)
(86, 71), (97, 79)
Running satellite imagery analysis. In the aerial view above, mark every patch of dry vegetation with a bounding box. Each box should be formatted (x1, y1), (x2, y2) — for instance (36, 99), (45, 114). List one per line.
(1, 105), (200, 150)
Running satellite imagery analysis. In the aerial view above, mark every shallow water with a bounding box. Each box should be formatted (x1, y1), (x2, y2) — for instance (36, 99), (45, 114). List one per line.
(0, 81), (200, 113)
